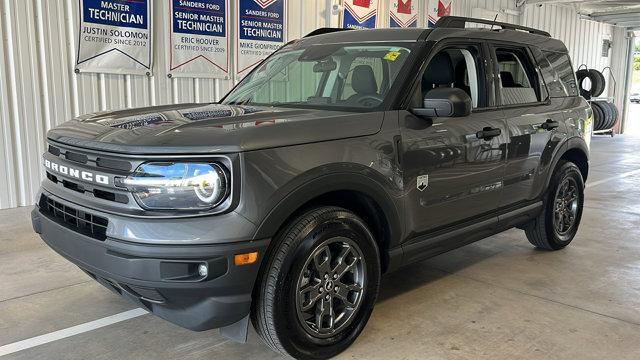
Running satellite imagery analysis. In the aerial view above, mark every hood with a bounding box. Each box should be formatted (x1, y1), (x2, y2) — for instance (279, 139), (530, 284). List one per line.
(47, 103), (384, 154)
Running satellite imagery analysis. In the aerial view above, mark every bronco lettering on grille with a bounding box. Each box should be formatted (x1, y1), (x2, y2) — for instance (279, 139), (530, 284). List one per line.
(44, 159), (109, 185)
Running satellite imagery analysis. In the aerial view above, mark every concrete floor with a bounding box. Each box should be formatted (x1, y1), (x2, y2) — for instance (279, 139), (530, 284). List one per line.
(2, 132), (640, 359)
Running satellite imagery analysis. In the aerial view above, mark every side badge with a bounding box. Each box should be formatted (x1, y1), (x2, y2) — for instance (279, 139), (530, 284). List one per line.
(417, 175), (429, 192)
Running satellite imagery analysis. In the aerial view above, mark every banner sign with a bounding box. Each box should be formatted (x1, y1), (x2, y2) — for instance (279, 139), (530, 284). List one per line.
(76, 0), (153, 75)
(389, 0), (417, 28)
(168, 0), (230, 79)
(427, 0), (451, 28)
(342, 0), (379, 29)
(236, 0), (287, 78)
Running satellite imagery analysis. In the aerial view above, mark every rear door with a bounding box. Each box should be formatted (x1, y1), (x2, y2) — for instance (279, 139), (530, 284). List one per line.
(489, 43), (566, 208)
(400, 41), (508, 239)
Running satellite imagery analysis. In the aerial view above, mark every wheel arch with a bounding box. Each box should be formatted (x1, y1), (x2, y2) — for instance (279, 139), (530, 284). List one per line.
(546, 137), (589, 190)
(252, 172), (403, 273)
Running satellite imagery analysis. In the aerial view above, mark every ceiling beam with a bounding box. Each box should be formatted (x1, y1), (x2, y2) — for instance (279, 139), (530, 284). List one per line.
(591, 12), (640, 21)
(610, 21), (640, 27)
(590, 7), (640, 17)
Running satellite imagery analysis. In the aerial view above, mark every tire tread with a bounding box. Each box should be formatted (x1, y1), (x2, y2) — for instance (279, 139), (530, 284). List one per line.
(252, 206), (348, 357)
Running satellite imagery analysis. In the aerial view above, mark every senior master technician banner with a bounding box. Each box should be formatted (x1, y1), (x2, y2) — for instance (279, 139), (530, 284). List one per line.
(236, 0), (286, 78)
(76, 0), (153, 75)
(169, 0), (230, 79)
(342, 0), (380, 29)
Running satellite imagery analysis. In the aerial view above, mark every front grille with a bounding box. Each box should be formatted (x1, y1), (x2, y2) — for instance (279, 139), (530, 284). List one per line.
(45, 142), (133, 205)
(39, 194), (108, 241)
(48, 144), (132, 173)
(46, 171), (129, 204)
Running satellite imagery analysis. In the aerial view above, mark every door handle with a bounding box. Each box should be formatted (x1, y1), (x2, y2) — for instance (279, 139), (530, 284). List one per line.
(476, 127), (501, 141)
(540, 119), (559, 130)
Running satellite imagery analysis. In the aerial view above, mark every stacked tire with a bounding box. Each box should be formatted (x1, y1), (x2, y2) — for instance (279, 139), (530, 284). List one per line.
(576, 69), (606, 100)
(591, 101), (618, 131)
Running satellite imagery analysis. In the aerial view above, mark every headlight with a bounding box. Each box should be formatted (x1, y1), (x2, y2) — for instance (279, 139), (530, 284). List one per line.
(121, 162), (229, 211)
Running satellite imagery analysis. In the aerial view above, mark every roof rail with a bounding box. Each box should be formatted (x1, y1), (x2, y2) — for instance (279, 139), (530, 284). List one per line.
(433, 16), (551, 37)
(304, 28), (352, 38)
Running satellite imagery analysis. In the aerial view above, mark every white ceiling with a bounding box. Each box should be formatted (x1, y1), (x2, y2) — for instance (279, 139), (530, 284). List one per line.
(525, 0), (640, 29)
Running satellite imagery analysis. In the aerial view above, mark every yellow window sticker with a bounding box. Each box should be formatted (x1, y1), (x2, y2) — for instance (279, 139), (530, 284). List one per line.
(383, 51), (401, 61)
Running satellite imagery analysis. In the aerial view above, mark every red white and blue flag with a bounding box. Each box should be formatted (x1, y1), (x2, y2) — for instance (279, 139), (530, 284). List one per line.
(389, 0), (417, 28)
(342, 0), (380, 29)
(427, 0), (452, 28)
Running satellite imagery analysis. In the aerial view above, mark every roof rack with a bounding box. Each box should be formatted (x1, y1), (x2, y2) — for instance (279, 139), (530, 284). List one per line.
(304, 28), (352, 38)
(433, 16), (551, 37)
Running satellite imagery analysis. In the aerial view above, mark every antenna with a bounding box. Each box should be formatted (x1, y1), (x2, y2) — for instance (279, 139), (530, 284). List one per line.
(489, 13), (499, 30)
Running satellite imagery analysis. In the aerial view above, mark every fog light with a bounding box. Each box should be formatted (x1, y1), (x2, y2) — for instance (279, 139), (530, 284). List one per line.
(197, 263), (208, 278)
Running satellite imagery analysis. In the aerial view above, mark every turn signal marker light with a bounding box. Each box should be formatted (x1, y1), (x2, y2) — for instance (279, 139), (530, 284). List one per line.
(234, 252), (258, 266)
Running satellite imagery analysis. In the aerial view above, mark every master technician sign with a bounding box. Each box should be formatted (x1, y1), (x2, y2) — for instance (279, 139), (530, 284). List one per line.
(169, 0), (230, 79)
(76, 0), (152, 75)
(236, 0), (286, 78)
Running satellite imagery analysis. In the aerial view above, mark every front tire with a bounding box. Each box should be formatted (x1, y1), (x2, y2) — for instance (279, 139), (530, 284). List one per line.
(525, 161), (584, 250)
(252, 206), (380, 359)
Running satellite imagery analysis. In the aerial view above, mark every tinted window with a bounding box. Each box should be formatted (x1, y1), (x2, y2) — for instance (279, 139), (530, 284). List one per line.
(543, 51), (578, 96)
(495, 48), (544, 105)
(418, 45), (486, 108)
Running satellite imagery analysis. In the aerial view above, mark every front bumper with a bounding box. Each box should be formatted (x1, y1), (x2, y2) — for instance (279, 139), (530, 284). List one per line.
(31, 199), (269, 331)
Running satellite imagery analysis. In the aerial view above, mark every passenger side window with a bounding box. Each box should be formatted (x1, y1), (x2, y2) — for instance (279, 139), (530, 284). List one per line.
(418, 45), (486, 108)
(495, 48), (546, 105)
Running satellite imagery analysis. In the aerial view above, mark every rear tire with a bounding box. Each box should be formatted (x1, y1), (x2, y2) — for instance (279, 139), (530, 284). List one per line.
(525, 161), (584, 250)
(252, 206), (381, 359)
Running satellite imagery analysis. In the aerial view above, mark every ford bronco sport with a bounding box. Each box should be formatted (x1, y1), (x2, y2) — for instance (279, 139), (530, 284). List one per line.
(32, 16), (590, 359)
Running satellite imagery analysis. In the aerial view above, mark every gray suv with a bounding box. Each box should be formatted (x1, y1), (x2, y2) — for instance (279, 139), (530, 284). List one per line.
(32, 16), (591, 359)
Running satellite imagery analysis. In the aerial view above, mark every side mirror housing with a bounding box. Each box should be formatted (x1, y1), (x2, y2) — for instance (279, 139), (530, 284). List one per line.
(412, 88), (472, 118)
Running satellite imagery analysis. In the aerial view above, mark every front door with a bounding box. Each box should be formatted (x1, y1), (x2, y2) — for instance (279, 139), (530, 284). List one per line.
(401, 42), (508, 239)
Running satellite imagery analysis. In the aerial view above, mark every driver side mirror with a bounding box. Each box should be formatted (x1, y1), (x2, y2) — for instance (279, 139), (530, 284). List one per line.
(412, 88), (472, 118)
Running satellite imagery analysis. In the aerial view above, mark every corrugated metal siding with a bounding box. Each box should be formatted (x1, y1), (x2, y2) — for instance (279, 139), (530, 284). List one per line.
(0, 0), (631, 209)
(0, 0), (332, 209)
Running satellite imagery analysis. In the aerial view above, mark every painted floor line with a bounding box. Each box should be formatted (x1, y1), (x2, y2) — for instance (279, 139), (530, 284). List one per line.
(586, 168), (640, 189)
(0, 308), (148, 357)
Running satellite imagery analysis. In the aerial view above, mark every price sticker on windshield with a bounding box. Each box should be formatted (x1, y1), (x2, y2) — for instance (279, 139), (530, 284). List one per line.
(383, 51), (401, 61)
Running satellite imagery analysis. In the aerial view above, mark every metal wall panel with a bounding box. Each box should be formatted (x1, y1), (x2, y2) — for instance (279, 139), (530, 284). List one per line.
(0, 0), (333, 209)
(0, 0), (630, 209)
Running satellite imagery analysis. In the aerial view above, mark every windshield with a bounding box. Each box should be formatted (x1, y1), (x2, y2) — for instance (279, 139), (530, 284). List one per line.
(222, 43), (414, 110)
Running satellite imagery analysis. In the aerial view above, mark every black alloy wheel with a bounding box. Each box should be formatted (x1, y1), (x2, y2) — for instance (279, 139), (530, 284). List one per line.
(524, 160), (584, 250)
(252, 206), (380, 360)
(552, 177), (580, 236)
(295, 237), (366, 338)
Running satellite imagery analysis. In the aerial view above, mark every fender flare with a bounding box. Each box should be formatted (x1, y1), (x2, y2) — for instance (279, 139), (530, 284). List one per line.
(543, 136), (589, 191)
(251, 170), (403, 252)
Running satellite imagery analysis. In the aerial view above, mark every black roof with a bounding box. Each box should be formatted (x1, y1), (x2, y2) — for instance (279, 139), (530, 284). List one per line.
(300, 27), (428, 44)
(299, 16), (567, 53)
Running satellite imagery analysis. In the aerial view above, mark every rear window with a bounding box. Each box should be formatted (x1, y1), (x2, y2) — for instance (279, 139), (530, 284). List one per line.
(495, 48), (544, 105)
(543, 51), (578, 97)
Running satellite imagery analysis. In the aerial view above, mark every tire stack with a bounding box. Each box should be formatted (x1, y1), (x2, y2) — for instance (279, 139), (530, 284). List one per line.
(576, 68), (606, 100)
(591, 101), (618, 131)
